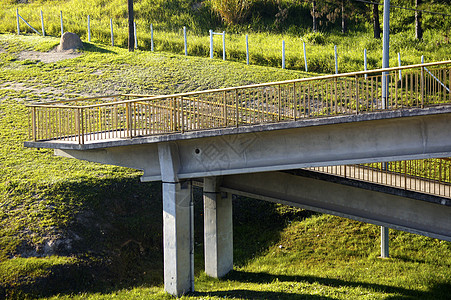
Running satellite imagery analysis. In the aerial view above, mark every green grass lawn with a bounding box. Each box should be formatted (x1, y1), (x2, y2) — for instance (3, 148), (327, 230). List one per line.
(0, 34), (450, 299)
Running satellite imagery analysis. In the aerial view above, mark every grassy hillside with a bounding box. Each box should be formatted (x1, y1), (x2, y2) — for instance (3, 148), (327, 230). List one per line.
(1, 0), (450, 73)
(1, 33), (451, 299)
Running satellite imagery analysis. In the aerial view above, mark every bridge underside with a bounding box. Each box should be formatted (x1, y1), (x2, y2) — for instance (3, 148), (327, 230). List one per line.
(26, 110), (451, 297)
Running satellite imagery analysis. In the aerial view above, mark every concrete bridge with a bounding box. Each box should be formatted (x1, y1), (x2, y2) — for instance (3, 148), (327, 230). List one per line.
(25, 61), (451, 296)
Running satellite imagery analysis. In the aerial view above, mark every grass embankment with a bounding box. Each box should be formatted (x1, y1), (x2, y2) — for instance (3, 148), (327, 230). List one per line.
(1, 34), (451, 299)
(1, 0), (451, 74)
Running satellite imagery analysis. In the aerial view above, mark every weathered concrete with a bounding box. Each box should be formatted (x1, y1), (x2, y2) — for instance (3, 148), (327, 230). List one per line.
(218, 171), (451, 241)
(158, 143), (194, 296)
(203, 177), (233, 278)
(54, 112), (451, 181)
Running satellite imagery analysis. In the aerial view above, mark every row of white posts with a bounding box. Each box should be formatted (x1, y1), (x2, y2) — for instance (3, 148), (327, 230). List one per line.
(15, 11), (422, 74)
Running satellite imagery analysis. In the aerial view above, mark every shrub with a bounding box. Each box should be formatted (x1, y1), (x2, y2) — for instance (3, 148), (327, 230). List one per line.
(302, 31), (326, 45)
(209, 0), (253, 25)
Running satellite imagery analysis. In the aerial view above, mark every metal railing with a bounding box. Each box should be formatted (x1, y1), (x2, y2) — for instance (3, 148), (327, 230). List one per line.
(309, 158), (451, 198)
(27, 61), (451, 144)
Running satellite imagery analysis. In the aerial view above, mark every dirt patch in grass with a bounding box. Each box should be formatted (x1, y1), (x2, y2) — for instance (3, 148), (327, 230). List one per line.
(17, 48), (82, 64)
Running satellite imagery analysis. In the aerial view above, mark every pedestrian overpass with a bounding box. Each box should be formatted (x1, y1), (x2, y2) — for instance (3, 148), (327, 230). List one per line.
(25, 61), (451, 296)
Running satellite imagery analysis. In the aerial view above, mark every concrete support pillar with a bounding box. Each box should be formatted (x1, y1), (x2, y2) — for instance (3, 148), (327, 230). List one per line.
(381, 226), (389, 258)
(203, 176), (233, 278)
(159, 143), (194, 296)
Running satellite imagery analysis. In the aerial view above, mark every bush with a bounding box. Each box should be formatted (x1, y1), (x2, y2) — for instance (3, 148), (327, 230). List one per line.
(302, 31), (327, 45)
(209, 0), (253, 25)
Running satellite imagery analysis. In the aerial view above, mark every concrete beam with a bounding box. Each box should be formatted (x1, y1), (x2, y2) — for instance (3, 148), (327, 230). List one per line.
(203, 177), (233, 278)
(158, 143), (194, 296)
(54, 113), (451, 181)
(218, 171), (451, 241)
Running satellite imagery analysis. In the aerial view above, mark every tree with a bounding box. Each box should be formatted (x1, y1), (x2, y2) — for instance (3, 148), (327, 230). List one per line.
(312, 1), (317, 32)
(373, 0), (381, 39)
(415, 0), (423, 40)
(128, 0), (134, 52)
(209, 0), (253, 25)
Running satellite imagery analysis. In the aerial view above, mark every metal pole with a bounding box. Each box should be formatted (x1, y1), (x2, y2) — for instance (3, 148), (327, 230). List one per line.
(88, 15), (91, 42)
(364, 48), (368, 79)
(246, 34), (249, 65)
(222, 31), (226, 61)
(16, 9), (20, 35)
(334, 45), (338, 74)
(382, 0), (391, 109)
(110, 18), (114, 46)
(184, 26), (187, 56)
(282, 40), (285, 69)
(134, 21), (137, 49)
(209, 30), (213, 59)
(303, 42), (308, 72)
(398, 52), (402, 81)
(127, 0), (134, 52)
(40, 10), (45, 36)
(150, 24), (154, 52)
(60, 11), (64, 36)
(381, 226), (389, 258)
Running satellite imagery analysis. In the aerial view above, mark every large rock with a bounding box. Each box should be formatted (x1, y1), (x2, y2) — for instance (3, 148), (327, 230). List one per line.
(57, 32), (83, 51)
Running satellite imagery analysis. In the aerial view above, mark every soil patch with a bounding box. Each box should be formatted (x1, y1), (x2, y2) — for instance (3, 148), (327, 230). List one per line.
(18, 48), (82, 63)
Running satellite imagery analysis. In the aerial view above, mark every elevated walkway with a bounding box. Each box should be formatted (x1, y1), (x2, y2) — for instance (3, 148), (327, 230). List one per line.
(24, 61), (451, 296)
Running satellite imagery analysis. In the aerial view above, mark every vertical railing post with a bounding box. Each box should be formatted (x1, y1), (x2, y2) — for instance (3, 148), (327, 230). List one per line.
(134, 21), (137, 49)
(355, 75), (359, 114)
(31, 107), (37, 141)
(180, 96), (184, 133)
(421, 56), (425, 108)
(126, 102), (132, 138)
(235, 89), (239, 127)
(223, 91), (228, 127)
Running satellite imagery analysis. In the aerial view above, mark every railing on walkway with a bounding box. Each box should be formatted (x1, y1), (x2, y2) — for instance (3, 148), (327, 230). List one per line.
(27, 61), (451, 145)
(309, 158), (451, 198)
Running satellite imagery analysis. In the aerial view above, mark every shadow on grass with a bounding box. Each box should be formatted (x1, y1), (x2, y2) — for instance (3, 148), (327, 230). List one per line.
(220, 270), (451, 299)
(82, 42), (116, 54)
(194, 289), (334, 299)
(1, 178), (305, 299)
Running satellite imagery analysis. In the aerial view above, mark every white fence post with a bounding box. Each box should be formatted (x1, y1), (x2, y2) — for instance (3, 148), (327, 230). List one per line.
(282, 40), (285, 69)
(398, 52), (402, 81)
(246, 34), (249, 65)
(110, 18), (114, 46)
(40, 10), (45, 36)
(184, 26), (187, 56)
(303, 41), (308, 72)
(60, 11), (64, 36)
(364, 48), (368, 79)
(87, 15), (91, 42)
(134, 21), (137, 49)
(334, 45), (338, 74)
(150, 24), (154, 52)
(209, 30), (213, 59)
(222, 31), (226, 60)
(16, 9), (20, 35)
